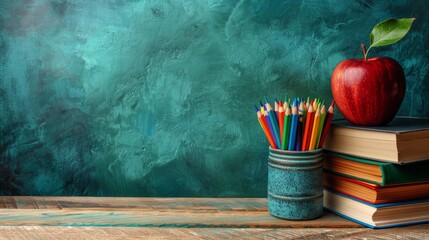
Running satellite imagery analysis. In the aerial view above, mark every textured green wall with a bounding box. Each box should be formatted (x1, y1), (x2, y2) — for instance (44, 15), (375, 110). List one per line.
(1, 0), (428, 196)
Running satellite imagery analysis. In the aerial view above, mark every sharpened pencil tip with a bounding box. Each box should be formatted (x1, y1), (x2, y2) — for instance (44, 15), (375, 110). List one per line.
(254, 105), (259, 112)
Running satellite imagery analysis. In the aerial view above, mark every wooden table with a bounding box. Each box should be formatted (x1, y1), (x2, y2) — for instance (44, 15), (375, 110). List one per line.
(0, 197), (427, 239)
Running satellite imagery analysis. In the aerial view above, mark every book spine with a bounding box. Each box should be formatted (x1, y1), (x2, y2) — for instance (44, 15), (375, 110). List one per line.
(380, 162), (429, 185)
(380, 165), (387, 186)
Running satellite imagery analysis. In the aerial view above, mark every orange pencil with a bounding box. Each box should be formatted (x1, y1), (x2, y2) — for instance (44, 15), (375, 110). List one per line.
(301, 104), (314, 151)
(254, 105), (276, 148)
(309, 104), (321, 150)
(318, 100), (335, 148)
(260, 114), (276, 148)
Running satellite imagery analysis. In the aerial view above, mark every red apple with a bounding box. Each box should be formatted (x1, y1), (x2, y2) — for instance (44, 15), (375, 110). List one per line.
(331, 56), (406, 126)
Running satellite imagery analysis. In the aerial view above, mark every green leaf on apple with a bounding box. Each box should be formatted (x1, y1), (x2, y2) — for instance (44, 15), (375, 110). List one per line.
(363, 18), (415, 60)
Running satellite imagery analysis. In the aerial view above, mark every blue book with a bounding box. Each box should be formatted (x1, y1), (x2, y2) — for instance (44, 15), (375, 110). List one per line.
(323, 189), (429, 228)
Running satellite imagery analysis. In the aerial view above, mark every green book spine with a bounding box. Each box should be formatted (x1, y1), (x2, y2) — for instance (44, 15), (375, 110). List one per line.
(326, 152), (429, 186)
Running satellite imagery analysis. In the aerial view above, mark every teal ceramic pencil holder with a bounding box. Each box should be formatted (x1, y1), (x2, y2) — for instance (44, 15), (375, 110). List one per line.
(267, 147), (324, 220)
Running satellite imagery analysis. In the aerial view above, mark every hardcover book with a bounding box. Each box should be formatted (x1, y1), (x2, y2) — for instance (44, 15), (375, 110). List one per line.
(324, 172), (429, 204)
(323, 189), (429, 228)
(322, 117), (429, 163)
(323, 152), (429, 186)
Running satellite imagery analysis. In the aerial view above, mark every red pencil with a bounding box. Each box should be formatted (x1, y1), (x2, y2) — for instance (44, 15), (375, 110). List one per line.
(257, 110), (276, 148)
(301, 104), (314, 151)
(318, 100), (335, 148)
(278, 106), (285, 146)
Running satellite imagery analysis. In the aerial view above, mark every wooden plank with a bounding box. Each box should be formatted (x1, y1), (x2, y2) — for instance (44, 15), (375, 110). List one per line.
(0, 197), (358, 228)
(0, 197), (427, 230)
(0, 209), (361, 228)
(0, 227), (427, 240)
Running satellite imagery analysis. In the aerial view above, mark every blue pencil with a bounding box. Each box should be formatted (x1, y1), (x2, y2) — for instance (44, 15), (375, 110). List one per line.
(253, 105), (259, 113)
(295, 101), (305, 151)
(263, 109), (278, 149)
(264, 98), (281, 148)
(288, 99), (299, 150)
(259, 101), (265, 113)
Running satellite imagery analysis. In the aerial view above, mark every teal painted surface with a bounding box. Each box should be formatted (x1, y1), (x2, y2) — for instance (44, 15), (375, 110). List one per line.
(0, 1), (428, 196)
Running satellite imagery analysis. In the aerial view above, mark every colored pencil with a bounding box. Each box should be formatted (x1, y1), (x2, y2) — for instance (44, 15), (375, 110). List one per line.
(282, 106), (291, 150)
(315, 104), (327, 148)
(283, 99), (289, 111)
(264, 99), (281, 148)
(318, 100), (335, 148)
(308, 104), (321, 150)
(254, 105), (276, 148)
(288, 100), (299, 151)
(254, 97), (334, 151)
(312, 98), (318, 111)
(301, 104), (314, 151)
(301, 100), (308, 133)
(259, 101), (265, 114)
(296, 101), (305, 151)
(274, 99), (279, 119)
(260, 116), (276, 148)
(278, 105), (285, 146)
(295, 109), (303, 151)
(263, 110), (278, 149)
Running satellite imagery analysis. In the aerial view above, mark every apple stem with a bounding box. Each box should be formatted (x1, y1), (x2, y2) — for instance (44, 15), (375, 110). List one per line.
(361, 43), (368, 61)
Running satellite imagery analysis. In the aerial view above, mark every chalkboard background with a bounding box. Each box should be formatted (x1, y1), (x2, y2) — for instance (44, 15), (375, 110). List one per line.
(1, 0), (428, 196)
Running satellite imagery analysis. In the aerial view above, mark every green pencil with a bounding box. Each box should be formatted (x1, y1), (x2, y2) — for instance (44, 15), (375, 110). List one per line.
(282, 106), (291, 150)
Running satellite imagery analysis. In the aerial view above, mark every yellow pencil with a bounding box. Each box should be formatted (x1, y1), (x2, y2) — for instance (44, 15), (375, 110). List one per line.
(315, 104), (327, 148)
(312, 98), (318, 111)
(308, 104), (321, 150)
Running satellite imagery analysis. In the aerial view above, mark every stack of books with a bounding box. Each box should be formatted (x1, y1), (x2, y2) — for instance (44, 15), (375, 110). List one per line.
(322, 117), (429, 228)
